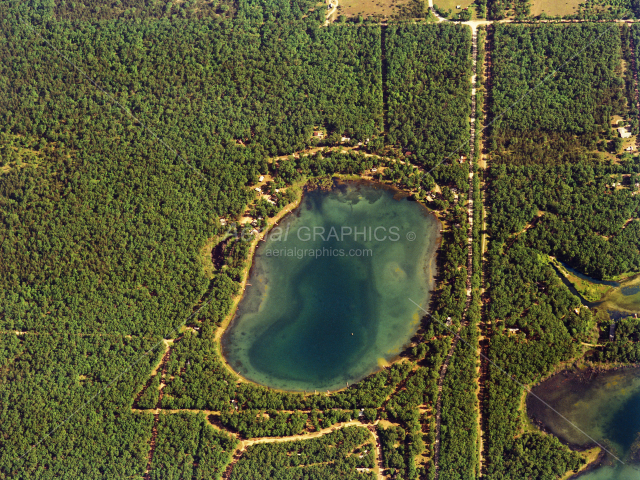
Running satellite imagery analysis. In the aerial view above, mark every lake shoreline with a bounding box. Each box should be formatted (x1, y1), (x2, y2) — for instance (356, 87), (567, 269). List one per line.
(218, 176), (442, 393)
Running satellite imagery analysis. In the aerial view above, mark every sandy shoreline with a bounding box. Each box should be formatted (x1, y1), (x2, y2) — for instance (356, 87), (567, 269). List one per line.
(214, 174), (443, 395)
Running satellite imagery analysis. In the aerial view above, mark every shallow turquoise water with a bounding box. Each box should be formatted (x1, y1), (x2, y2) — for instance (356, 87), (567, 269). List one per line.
(528, 368), (640, 479)
(222, 180), (440, 391)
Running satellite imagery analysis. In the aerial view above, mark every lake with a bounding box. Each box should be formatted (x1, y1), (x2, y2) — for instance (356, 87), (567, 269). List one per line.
(222, 180), (441, 392)
(528, 367), (640, 479)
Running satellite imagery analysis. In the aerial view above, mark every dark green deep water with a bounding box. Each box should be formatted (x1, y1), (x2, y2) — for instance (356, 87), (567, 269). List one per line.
(222, 180), (441, 392)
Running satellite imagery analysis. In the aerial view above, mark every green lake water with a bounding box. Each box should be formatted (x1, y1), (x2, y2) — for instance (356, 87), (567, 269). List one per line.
(528, 368), (640, 479)
(222, 180), (440, 392)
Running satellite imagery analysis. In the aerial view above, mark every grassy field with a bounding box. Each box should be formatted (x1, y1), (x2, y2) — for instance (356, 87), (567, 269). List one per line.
(530, 0), (582, 17)
(336, 0), (423, 19)
(433, 0), (476, 15)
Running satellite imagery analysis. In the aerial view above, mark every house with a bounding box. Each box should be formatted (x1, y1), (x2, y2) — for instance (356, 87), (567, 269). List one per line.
(618, 127), (632, 139)
(220, 218), (227, 226)
(626, 146), (635, 151)
(259, 175), (264, 182)
(255, 187), (261, 192)
(371, 168), (377, 173)
(508, 328), (519, 333)
(609, 322), (616, 341)
(312, 131), (324, 138)
(341, 136), (351, 142)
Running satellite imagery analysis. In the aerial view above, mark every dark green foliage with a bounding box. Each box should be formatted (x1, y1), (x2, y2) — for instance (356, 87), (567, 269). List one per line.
(489, 163), (640, 279)
(137, 374), (161, 409)
(162, 323), (415, 411)
(378, 424), (407, 472)
(386, 24), (472, 180)
(484, 235), (591, 478)
(230, 426), (375, 480)
(273, 151), (383, 186)
(486, 430), (584, 479)
(0, 13), (383, 338)
(0, 333), (160, 479)
(439, 321), (479, 480)
(311, 409), (353, 430)
(149, 413), (237, 480)
(219, 410), (308, 438)
(8, 0), (318, 24)
(489, 24), (625, 165)
(597, 317), (640, 362)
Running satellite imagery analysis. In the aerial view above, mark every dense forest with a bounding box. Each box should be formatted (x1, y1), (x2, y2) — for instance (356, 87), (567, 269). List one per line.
(596, 317), (640, 362)
(7, 0), (640, 477)
(386, 23), (472, 186)
(489, 24), (627, 166)
(0, 11), (383, 339)
(489, 162), (640, 279)
(484, 226), (593, 478)
(0, 333), (161, 478)
(229, 426), (376, 479)
(481, 22), (640, 480)
(149, 413), (237, 480)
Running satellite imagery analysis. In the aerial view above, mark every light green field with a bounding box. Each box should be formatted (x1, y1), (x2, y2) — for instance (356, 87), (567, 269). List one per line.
(433, 0), (476, 16)
(600, 275), (640, 314)
(337, 0), (421, 18)
(530, 0), (582, 17)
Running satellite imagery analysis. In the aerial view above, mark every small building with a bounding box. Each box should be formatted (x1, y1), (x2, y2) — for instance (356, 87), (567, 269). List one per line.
(341, 136), (351, 142)
(255, 187), (261, 192)
(220, 218), (227, 226)
(626, 146), (635, 151)
(259, 175), (265, 182)
(609, 322), (616, 341)
(312, 131), (324, 138)
(371, 168), (377, 173)
(508, 328), (519, 333)
(618, 127), (632, 139)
